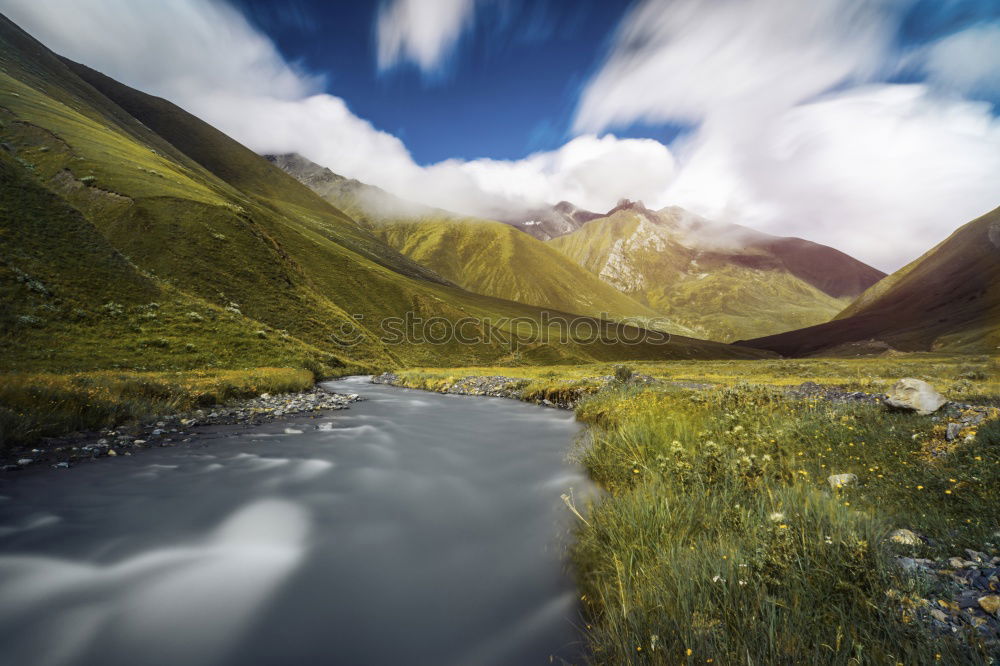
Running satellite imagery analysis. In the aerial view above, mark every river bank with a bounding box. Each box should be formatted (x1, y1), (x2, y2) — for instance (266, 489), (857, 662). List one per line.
(375, 365), (1000, 663)
(1, 381), (361, 471)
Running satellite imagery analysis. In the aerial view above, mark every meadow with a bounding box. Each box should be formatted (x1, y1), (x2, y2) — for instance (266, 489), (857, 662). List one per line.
(390, 353), (1000, 663)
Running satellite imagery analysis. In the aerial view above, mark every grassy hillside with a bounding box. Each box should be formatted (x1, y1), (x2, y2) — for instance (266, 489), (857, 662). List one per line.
(0, 13), (767, 377)
(373, 218), (693, 329)
(742, 206), (1000, 356)
(266, 153), (691, 333)
(549, 206), (866, 341)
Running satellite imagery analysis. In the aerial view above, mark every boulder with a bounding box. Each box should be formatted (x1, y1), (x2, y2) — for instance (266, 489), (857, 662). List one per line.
(827, 473), (858, 490)
(884, 378), (947, 415)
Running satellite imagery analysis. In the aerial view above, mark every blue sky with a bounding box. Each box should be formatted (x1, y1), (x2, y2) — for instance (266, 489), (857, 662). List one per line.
(2, 0), (999, 270)
(230, 0), (646, 163)
(229, 0), (998, 165)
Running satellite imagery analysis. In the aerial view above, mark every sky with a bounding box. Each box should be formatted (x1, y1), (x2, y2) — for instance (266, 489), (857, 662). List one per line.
(1, 0), (999, 271)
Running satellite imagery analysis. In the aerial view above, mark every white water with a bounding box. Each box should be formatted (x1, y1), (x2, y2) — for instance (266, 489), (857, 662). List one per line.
(0, 377), (595, 665)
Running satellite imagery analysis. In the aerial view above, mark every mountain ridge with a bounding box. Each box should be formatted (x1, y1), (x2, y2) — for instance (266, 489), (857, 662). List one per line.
(739, 206), (1000, 355)
(1, 14), (767, 374)
(547, 205), (885, 341)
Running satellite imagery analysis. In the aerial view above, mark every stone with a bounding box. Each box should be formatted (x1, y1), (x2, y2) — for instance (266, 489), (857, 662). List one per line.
(51, 462), (70, 469)
(107, 449), (117, 457)
(946, 422), (962, 441)
(827, 473), (858, 490)
(884, 378), (947, 415)
(16, 458), (33, 466)
(889, 528), (922, 546)
(978, 595), (1000, 615)
(966, 549), (986, 563)
(930, 608), (949, 623)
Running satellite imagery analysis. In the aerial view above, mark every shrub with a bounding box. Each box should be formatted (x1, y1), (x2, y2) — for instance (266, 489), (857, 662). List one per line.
(613, 364), (634, 383)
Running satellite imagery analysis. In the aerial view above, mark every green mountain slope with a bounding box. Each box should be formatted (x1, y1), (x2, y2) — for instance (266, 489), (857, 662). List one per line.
(741, 206), (1000, 356)
(0, 148), (330, 372)
(0, 14), (769, 371)
(266, 153), (694, 333)
(548, 203), (884, 342)
(374, 218), (680, 326)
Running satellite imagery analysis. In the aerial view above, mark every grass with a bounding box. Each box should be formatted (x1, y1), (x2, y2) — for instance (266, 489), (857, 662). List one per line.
(389, 357), (1000, 663)
(0, 367), (314, 450)
(395, 353), (1000, 404)
(372, 217), (669, 329)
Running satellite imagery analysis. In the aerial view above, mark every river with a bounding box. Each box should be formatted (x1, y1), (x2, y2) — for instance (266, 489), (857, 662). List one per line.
(0, 376), (595, 666)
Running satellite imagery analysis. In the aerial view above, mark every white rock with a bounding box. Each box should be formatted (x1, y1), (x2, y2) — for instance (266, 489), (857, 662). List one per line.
(884, 378), (946, 415)
(888, 528), (921, 546)
(827, 473), (858, 490)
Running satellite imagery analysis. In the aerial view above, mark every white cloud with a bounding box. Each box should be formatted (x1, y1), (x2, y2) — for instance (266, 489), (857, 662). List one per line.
(663, 85), (1000, 270)
(575, 0), (898, 133)
(0, 0), (319, 100)
(574, 0), (1000, 270)
(1, 0), (672, 219)
(376, 0), (477, 75)
(919, 23), (1000, 98)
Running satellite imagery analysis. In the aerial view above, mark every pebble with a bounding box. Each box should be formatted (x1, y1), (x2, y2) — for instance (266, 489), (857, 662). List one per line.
(980, 596), (1000, 616)
(2, 387), (362, 471)
(896, 551), (1000, 645)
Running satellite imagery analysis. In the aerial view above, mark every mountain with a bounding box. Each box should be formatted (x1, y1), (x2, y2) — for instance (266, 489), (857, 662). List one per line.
(739, 206), (1000, 356)
(264, 152), (437, 224)
(267, 153), (693, 333)
(548, 202), (886, 342)
(501, 201), (604, 241)
(0, 14), (768, 373)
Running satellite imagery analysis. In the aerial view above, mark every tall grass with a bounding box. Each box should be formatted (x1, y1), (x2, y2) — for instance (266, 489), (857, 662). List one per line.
(0, 367), (313, 449)
(570, 384), (998, 664)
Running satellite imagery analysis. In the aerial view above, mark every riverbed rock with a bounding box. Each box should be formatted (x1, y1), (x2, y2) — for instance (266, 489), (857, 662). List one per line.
(827, 473), (858, 490)
(884, 378), (947, 415)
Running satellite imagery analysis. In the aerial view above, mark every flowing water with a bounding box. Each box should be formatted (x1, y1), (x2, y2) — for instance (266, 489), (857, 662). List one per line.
(0, 377), (596, 666)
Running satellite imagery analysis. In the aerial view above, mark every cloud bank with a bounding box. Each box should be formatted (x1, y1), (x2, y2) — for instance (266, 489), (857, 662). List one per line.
(2, 0), (998, 270)
(0, 0), (669, 219)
